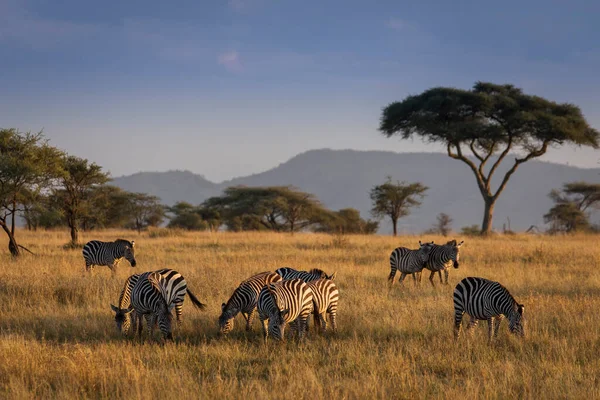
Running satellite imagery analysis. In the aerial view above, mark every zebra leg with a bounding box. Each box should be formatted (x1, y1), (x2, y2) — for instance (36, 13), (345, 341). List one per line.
(494, 315), (504, 338)
(437, 270), (443, 284)
(398, 272), (408, 285)
(428, 271), (437, 287)
(454, 310), (464, 340)
(329, 310), (337, 333)
(388, 267), (397, 286)
(298, 315), (309, 341)
(319, 313), (327, 332)
(466, 317), (478, 337)
(260, 316), (268, 343)
(312, 310), (321, 334)
(175, 302), (183, 327)
(144, 314), (155, 341)
(443, 269), (449, 285)
(246, 309), (256, 331)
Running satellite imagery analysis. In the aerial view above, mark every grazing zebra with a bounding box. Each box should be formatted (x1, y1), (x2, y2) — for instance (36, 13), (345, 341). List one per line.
(420, 239), (464, 286)
(306, 278), (339, 333)
(275, 267), (336, 282)
(83, 239), (137, 273)
(111, 272), (173, 341)
(111, 268), (206, 337)
(388, 241), (434, 286)
(219, 271), (282, 335)
(453, 277), (525, 341)
(257, 279), (314, 342)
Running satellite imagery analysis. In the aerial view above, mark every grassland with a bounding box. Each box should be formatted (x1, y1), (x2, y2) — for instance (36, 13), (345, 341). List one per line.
(0, 229), (599, 399)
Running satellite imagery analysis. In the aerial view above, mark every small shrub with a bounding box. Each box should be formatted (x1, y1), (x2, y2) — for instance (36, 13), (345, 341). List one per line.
(460, 225), (481, 237)
(147, 228), (186, 238)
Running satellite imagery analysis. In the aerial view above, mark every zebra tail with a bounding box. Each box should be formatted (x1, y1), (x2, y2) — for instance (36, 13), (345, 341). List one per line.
(186, 288), (207, 310)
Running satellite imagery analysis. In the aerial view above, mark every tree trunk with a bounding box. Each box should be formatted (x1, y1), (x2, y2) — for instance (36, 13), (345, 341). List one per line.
(11, 198), (16, 235)
(481, 199), (496, 235)
(70, 223), (79, 245)
(1, 220), (20, 257)
(391, 217), (398, 236)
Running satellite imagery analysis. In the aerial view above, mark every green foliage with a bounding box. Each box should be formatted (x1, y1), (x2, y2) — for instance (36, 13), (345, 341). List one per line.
(204, 186), (326, 232)
(315, 208), (379, 234)
(460, 224), (481, 236)
(379, 82), (600, 234)
(544, 181), (600, 233)
(0, 129), (64, 255)
(369, 177), (428, 236)
(167, 202), (208, 231)
(125, 192), (165, 233)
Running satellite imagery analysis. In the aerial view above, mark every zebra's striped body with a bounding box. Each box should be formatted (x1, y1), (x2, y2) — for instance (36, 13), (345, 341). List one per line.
(276, 267), (336, 282)
(83, 239), (136, 273)
(219, 271), (282, 334)
(306, 279), (339, 333)
(453, 277), (525, 341)
(257, 279), (314, 342)
(421, 240), (464, 286)
(111, 268), (206, 337)
(388, 241), (433, 286)
(112, 272), (173, 341)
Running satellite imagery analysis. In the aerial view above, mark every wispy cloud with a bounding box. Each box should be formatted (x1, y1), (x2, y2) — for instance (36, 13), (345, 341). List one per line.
(385, 18), (409, 31)
(218, 51), (243, 72)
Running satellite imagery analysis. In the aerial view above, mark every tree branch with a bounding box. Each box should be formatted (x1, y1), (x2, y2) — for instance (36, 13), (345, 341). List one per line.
(492, 140), (550, 200)
(469, 139), (485, 163)
(449, 142), (489, 198)
(486, 136), (513, 190)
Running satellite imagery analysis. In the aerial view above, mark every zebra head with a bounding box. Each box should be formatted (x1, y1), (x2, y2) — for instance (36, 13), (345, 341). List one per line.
(124, 240), (136, 267)
(218, 303), (236, 334)
(509, 304), (525, 337)
(445, 240), (464, 268)
(110, 304), (135, 335)
(267, 284), (289, 341)
(418, 240), (435, 264)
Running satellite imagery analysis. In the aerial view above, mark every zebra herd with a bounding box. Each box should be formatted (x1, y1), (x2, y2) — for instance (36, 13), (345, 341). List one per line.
(86, 238), (523, 343)
(389, 239), (525, 341)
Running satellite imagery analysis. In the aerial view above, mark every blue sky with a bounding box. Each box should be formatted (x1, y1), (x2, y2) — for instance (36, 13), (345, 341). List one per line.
(1, 0), (599, 181)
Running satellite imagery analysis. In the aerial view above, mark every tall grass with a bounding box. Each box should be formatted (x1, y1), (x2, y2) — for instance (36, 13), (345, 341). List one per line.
(0, 229), (599, 399)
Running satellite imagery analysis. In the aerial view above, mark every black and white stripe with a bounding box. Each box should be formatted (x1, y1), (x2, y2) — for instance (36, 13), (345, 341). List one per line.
(111, 269), (206, 337)
(111, 272), (173, 341)
(388, 241), (433, 286)
(275, 267), (336, 282)
(219, 271), (282, 334)
(420, 239), (464, 286)
(83, 239), (137, 273)
(453, 277), (525, 341)
(257, 279), (314, 342)
(306, 279), (339, 333)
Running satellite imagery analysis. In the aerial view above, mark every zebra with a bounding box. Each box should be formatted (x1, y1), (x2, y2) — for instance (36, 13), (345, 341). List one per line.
(83, 239), (137, 273)
(111, 272), (173, 341)
(257, 279), (314, 342)
(306, 278), (339, 333)
(388, 241), (434, 286)
(219, 271), (282, 335)
(275, 267), (336, 282)
(419, 239), (464, 286)
(453, 277), (525, 341)
(111, 268), (206, 337)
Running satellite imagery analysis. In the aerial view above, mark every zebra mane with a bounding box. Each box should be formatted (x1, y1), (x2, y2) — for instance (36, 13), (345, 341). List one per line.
(308, 268), (327, 277)
(115, 239), (133, 246)
(445, 240), (457, 246)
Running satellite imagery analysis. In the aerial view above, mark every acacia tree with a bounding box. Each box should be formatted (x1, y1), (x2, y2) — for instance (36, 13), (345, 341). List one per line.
(544, 182), (600, 233)
(379, 82), (599, 234)
(126, 192), (165, 233)
(0, 129), (63, 256)
(429, 213), (453, 236)
(58, 156), (109, 245)
(370, 178), (428, 236)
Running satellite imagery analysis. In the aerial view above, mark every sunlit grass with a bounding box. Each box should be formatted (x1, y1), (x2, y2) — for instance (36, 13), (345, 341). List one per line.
(0, 229), (599, 399)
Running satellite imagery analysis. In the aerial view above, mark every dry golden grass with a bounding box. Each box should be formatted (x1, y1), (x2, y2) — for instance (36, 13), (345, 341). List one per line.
(0, 229), (599, 399)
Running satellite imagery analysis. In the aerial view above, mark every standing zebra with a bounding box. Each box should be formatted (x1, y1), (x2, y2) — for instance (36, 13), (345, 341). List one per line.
(306, 278), (339, 333)
(420, 239), (464, 286)
(83, 239), (137, 273)
(275, 267), (336, 282)
(388, 241), (433, 286)
(111, 268), (206, 337)
(111, 272), (173, 341)
(219, 271), (282, 335)
(257, 279), (314, 342)
(453, 277), (525, 341)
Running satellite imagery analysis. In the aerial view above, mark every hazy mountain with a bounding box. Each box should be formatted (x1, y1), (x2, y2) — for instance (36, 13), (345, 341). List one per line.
(111, 149), (600, 234)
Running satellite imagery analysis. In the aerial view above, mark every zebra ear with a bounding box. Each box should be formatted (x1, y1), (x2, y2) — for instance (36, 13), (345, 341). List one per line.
(328, 272), (337, 280)
(518, 304), (524, 314)
(457, 240), (464, 247)
(110, 304), (119, 313)
(125, 306), (134, 314)
(280, 308), (290, 318)
(419, 240), (423, 246)
(221, 303), (226, 311)
(131, 241), (135, 247)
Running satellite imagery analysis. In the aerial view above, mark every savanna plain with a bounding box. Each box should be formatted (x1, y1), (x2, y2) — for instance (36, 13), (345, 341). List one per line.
(0, 229), (599, 399)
